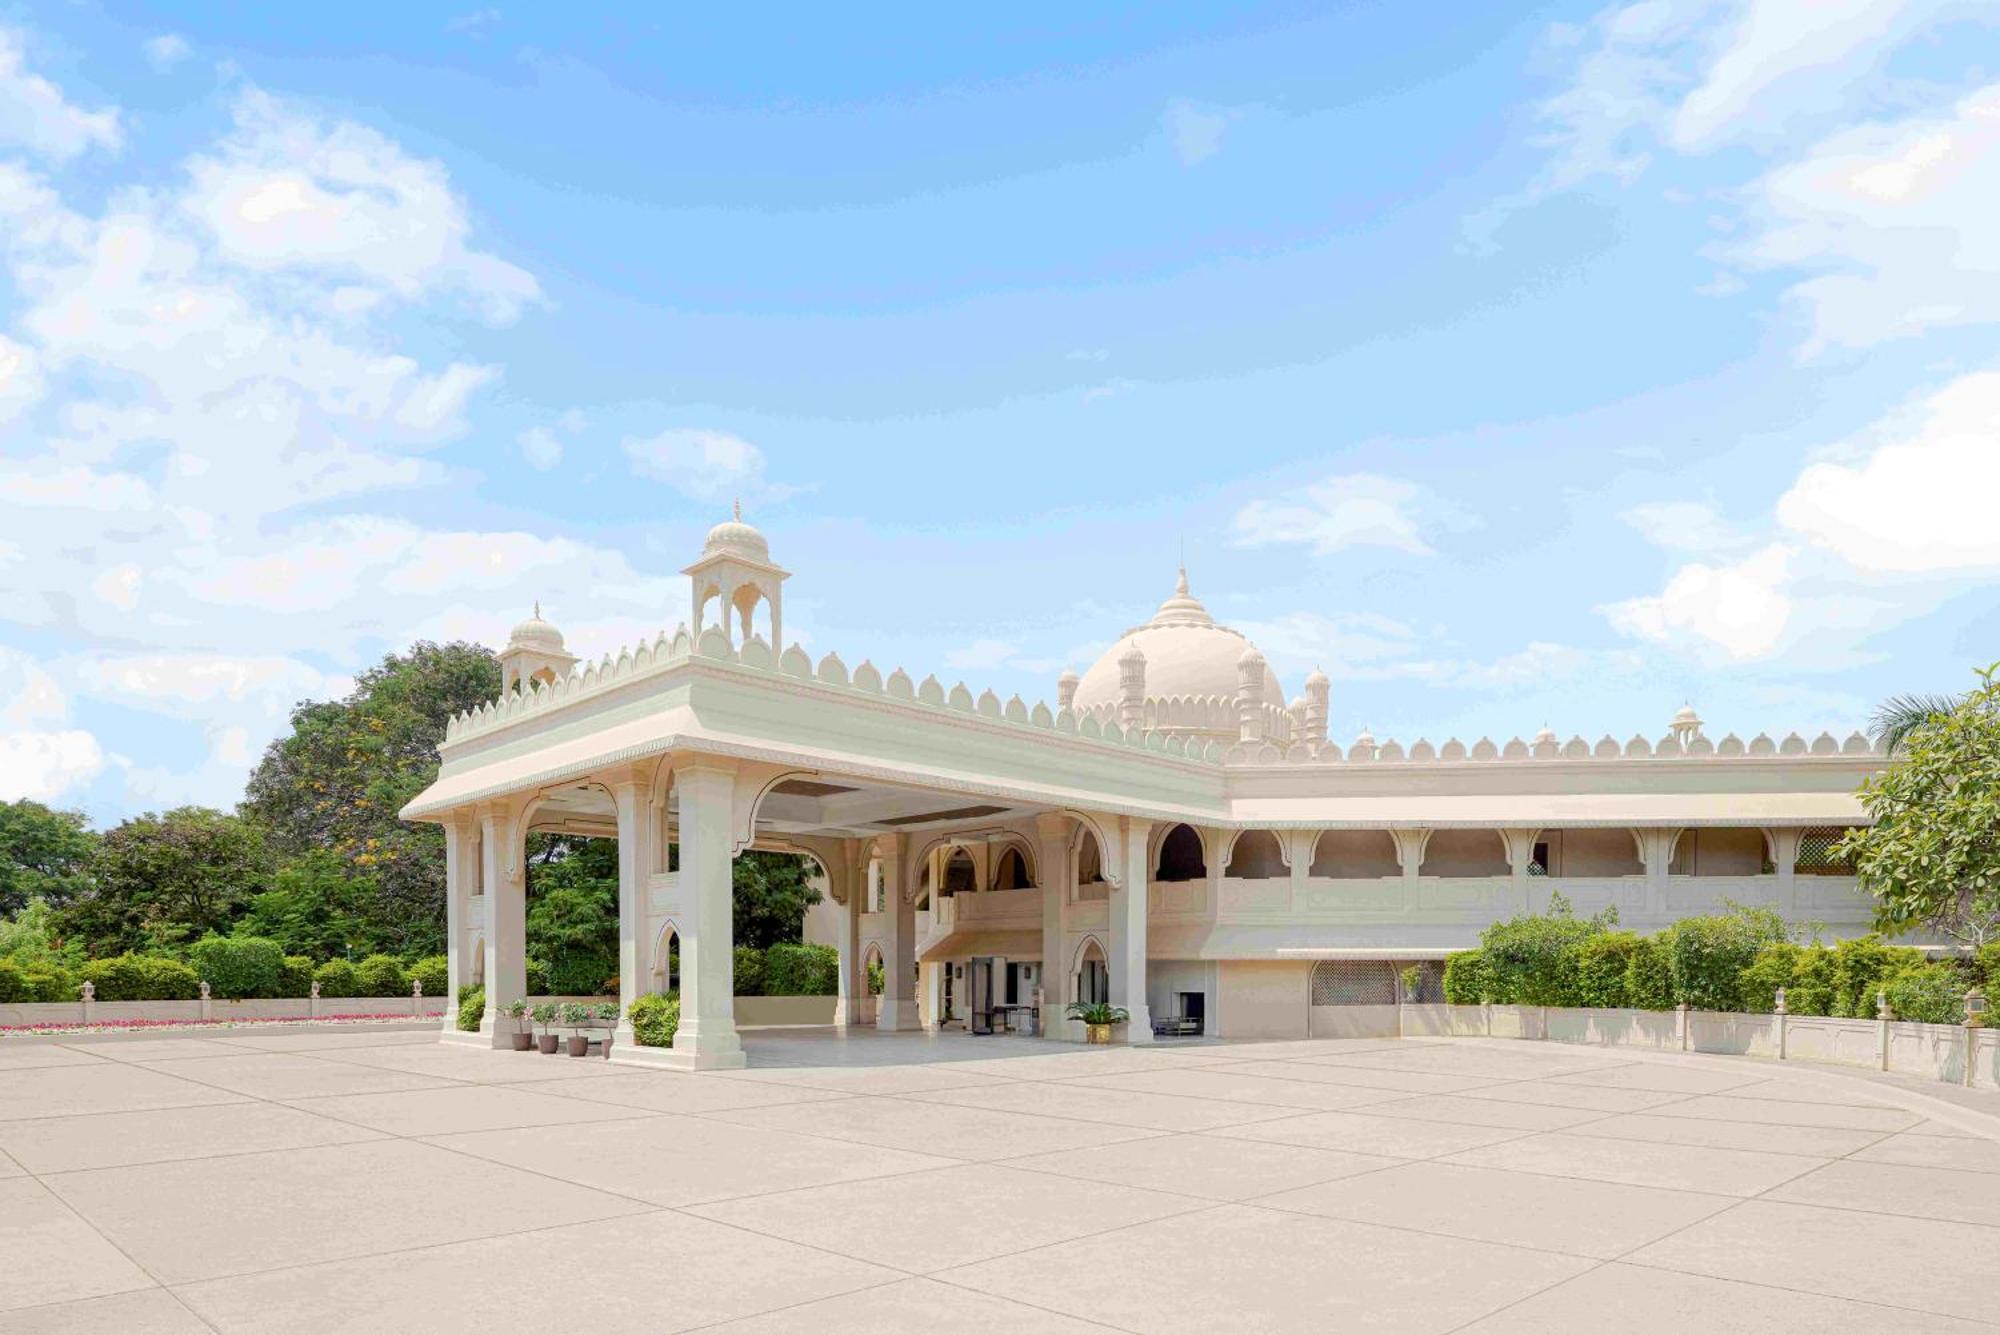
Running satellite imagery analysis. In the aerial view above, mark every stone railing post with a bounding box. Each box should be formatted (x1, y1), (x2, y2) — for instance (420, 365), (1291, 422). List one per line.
(309, 978), (322, 1019)
(1877, 990), (1892, 1070)
(1774, 986), (1788, 1061)
(1677, 1001), (1690, 1052)
(1966, 988), (1988, 1089)
(199, 979), (213, 1023)
(80, 979), (94, 1025)
(412, 977), (424, 1016)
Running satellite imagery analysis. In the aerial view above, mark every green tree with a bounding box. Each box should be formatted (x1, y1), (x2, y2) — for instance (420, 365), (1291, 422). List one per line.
(0, 799), (97, 916)
(234, 851), (385, 960)
(64, 807), (268, 954)
(1838, 663), (2000, 949)
(526, 836), (618, 994)
(243, 641), (499, 957)
(733, 850), (821, 949)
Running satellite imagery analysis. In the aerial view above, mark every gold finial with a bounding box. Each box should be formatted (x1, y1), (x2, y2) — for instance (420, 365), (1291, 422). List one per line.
(1175, 565), (1189, 597)
(533, 599), (541, 618)
(733, 497), (742, 521)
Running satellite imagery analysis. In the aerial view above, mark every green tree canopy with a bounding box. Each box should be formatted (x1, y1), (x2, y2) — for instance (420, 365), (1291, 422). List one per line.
(734, 850), (821, 949)
(242, 641), (499, 957)
(527, 835), (618, 994)
(1840, 663), (2000, 949)
(64, 807), (269, 954)
(0, 799), (97, 916)
(233, 850), (387, 961)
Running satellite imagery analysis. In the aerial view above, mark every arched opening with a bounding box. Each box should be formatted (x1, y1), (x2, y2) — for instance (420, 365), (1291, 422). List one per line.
(1225, 830), (1286, 880)
(942, 848), (977, 898)
(1531, 829), (1643, 877)
(862, 944), (885, 996)
(992, 845), (1032, 890)
(1155, 823), (1206, 882)
(1419, 829), (1508, 878)
(650, 923), (680, 994)
(1073, 937), (1109, 1005)
(865, 858), (883, 913)
(1309, 830), (1400, 878)
(1669, 828), (1774, 876)
(1075, 830), (1108, 902)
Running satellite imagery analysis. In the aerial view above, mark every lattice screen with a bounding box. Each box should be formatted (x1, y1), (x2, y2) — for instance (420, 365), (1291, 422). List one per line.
(1310, 959), (1395, 1006)
(1400, 961), (1445, 1004)
(1794, 826), (1858, 876)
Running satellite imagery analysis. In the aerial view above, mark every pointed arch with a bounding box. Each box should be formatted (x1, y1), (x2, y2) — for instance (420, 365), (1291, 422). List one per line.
(1224, 829), (1287, 879)
(992, 844), (1033, 890)
(649, 919), (682, 993)
(1071, 935), (1109, 1005)
(1153, 822), (1207, 882)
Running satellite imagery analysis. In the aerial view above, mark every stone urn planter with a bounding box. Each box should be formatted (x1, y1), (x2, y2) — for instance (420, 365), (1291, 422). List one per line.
(1067, 1002), (1129, 1046)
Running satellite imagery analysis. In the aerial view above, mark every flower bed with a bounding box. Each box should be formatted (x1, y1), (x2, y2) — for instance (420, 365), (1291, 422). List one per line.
(0, 1012), (439, 1036)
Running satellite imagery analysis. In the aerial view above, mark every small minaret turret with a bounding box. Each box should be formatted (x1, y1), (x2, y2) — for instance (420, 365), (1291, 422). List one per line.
(1236, 644), (1267, 743)
(1057, 666), (1080, 713)
(1117, 643), (1147, 731)
(1670, 703), (1702, 752)
(498, 602), (577, 694)
(1303, 667), (1330, 748)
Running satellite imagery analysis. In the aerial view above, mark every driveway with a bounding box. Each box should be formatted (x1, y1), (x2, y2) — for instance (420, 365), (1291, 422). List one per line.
(1, 1025), (1996, 1332)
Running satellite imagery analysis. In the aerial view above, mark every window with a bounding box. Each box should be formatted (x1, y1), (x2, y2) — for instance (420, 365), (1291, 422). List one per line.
(1077, 958), (1109, 1004)
(1155, 824), (1206, 882)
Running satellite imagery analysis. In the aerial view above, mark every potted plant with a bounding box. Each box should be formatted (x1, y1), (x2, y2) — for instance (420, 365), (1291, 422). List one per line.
(504, 998), (532, 1050)
(1066, 1001), (1130, 1045)
(594, 1002), (620, 1058)
(559, 1001), (592, 1056)
(532, 1001), (560, 1054)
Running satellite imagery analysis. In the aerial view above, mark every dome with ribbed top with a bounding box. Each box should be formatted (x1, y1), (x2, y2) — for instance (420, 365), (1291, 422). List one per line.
(507, 602), (565, 653)
(702, 499), (771, 563)
(1070, 569), (1285, 722)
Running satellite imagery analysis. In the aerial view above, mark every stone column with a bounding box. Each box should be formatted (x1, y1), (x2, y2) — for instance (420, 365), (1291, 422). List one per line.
(608, 764), (656, 1049)
(1501, 829), (1540, 914)
(1110, 816), (1154, 1043)
(441, 812), (476, 1036)
(672, 760), (746, 1068)
(1767, 828), (1800, 913)
(1036, 812), (1071, 1042)
(876, 834), (921, 1031)
(479, 800), (527, 1049)
(835, 839), (863, 1027)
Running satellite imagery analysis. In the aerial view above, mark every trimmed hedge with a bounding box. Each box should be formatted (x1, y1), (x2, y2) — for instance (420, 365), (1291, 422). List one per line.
(279, 955), (315, 998)
(1442, 950), (1493, 1004)
(192, 936), (285, 999)
(629, 991), (680, 1047)
(732, 944), (767, 997)
(1663, 907), (1787, 1011)
(457, 986), (485, 1032)
(1884, 964), (1968, 1024)
(763, 942), (839, 996)
(1574, 932), (1642, 1008)
(409, 954), (449, 999)
(313, 959), (361, 997)
(82, 954), (200, 1001)
(0, 958), (75, 1002)
(356, 954), (409, 997)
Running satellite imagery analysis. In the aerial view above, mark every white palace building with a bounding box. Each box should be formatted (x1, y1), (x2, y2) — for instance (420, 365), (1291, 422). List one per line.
(402, 513), (1884, 1067)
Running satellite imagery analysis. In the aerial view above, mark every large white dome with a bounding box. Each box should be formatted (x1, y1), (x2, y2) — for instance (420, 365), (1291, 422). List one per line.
(1071, 570), (1286, 717)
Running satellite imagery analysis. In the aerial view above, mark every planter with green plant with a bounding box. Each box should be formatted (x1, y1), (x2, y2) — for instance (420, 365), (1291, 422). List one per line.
(532, 1001), (560, 1054)
(594, 1002), (620, 1057)
(504, 998), (532, 1050)
(1066, 1001), (1130, 1045)
(559, 1001), (592, 1056)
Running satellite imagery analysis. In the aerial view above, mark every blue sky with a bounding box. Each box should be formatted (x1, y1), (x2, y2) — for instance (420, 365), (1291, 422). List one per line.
(2, 2), (1998, 824)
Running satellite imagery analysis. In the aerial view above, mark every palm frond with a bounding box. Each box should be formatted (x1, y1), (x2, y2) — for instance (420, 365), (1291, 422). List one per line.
(1870, 692), (1962, 752)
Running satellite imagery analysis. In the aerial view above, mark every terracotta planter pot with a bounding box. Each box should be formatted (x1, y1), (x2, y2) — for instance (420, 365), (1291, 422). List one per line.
(566, 1035), (589, 1056)
(537, 1034), (559, 1054)
(1086, 1023), (1112, 1045)
(510, 1031), (533, 1051)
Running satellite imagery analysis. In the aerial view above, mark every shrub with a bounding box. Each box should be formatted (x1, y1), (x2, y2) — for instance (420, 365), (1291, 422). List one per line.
(1574, 932), (1642, 1008)
(83, 954), (200, 1001)
(1884, 964), (1967, 1025)
(1442, 950), (1494, 1004)
(1664, 905), (1788, 1010)
(763, 942), (838, 996)
(408, 954), (449, 999)
(629, 992), (680, 1047)
(0, 958), (77, 1003)
(525, 958), (551, 996)
(1737, 942), (1802, 1014)
(278, 955), (315, 997)
(356, 954), (408, 997)
(1478, 895), (1605, 1006)
(733, 945), (767, 997)
(457, 985), (485, 1032)
(1977, 942), (2000, 994)
(1786, 944), (1840, 1016)
(191, 936), (285, 999)
(313, 958), (361, 997)
(1622, 936), (1675, 1010)
(1830, 936), (1924, 1018)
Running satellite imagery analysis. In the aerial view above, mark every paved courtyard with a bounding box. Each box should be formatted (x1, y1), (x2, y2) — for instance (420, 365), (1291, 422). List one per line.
(1, 1026), (1997, 1333)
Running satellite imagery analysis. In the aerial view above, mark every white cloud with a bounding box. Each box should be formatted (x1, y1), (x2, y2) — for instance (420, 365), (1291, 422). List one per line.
(518, 426), (563, 471)
(181, 90), (541, 324)
(0, 28), (120, 161)
(622, 427), (783, 504)
(1162, 100), (1229, 166)
(1619, 499), (1752, 553)
(1739, 81), (2000, 354)
(1232, 473), (1455, 557)
(0, 730), (105, 801)
(446, 9), (503, 36)
(143, 34), (191, 72)
(0, 333), (41, 422)
(1602, 542), (1796, 660)
(1776, 370), (2000, 574)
